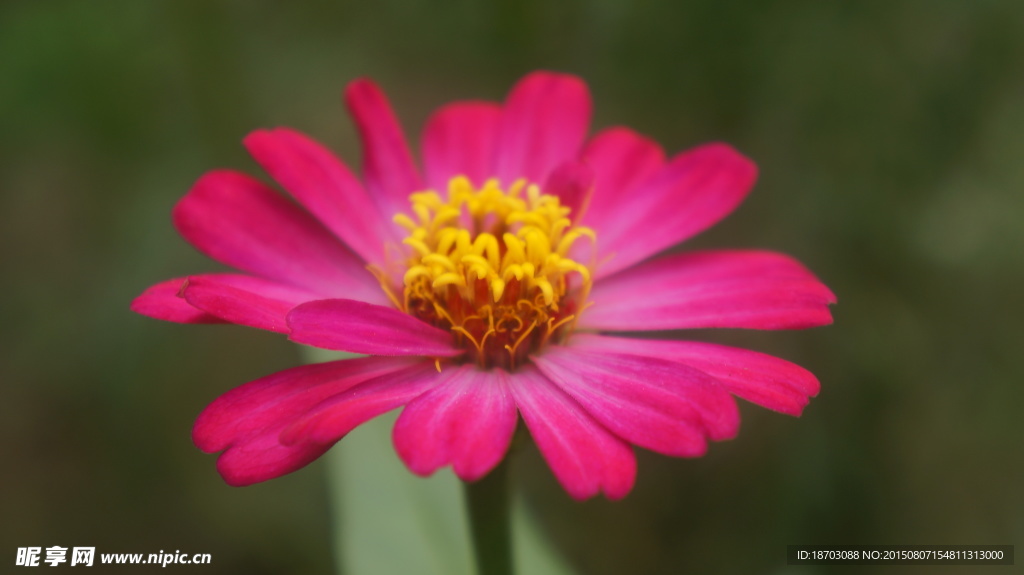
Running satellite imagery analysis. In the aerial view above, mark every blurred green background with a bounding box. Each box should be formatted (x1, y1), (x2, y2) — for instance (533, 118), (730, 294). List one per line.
(2, 0), (1022, 573)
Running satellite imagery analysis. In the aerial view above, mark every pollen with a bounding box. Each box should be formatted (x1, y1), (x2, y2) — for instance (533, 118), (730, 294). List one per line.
(385, 176), (595, 370)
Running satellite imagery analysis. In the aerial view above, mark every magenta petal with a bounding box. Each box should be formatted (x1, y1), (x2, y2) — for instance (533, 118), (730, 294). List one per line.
(494, 72), (592, 185)
(422, 101), (502, 190)
(578, 127), (665, 237)
(580, 250), (836, 331)
(344, 78), (423, 220)
(181, 274), (320, 333)
(534, 346), (739, 457)
(244, 128), (399, 265)
(280, 360), (445, 445)
(509, 365), (636, 501)
(570, 334), (819, 416)
(195, 357), (416, 452)
(287, 299), (464, 357)
(211, 429), (332, 487)
(194, 357), (417, 486)
(392, 365), (517, 481)
(173, 170), (386, 304)
(594, 143), (757, 278)
(544, 161), (595, 224)
(131, 277), (224, 324)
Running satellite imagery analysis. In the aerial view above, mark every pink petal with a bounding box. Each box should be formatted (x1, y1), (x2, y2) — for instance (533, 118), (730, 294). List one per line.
(508, 365), (636, 501)
(392, 365), (517, 481)
(244, 128), (400, 265)
(211, 427), (332, 487)
(577, 127), (665, 235)
(180, 274), (321, 333)
(533, 345), (739, 457)
(544, 161), (595, 223)
(344, 78), (423, 220)
(280, 360), (446, 445)
(580, 250), (836, 331)
(287, 299), (464, 357)
(593, 143), (757, 278)
(173, 170), (386, 304)
(422, 101), (502, 190)
(130, 277), (224, 324)
(494, 72), (592, 185)
(569, 334), (819, 416)
(194, 356), (418, 486)
(195, 357), (416, 452)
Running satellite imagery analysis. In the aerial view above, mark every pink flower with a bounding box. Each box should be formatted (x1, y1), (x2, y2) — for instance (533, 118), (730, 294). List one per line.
(132, 72), (835, 500)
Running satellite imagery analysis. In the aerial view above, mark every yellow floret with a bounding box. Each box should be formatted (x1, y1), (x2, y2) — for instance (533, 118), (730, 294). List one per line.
(387, 175), (595, 369)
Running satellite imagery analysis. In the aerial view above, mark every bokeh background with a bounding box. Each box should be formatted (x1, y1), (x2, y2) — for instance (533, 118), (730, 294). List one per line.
(2, 1), (1022, 573)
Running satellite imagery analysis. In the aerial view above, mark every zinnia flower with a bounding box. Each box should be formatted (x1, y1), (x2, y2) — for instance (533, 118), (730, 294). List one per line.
(132, 72), (835, 500)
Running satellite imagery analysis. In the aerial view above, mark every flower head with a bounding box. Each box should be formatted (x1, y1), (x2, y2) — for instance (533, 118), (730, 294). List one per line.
(132, 72), (835, 500)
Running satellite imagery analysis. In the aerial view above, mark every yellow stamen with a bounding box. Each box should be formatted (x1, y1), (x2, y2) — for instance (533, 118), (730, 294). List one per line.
(505, 320), (538, 361)
(382, 175), (596, 370)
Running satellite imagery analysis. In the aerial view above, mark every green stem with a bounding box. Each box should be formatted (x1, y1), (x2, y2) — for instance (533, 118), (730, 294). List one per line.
(464, 458), (513, 575)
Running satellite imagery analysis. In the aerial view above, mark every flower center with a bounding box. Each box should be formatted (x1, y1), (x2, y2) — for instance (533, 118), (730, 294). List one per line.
(387, 176), (595, 370)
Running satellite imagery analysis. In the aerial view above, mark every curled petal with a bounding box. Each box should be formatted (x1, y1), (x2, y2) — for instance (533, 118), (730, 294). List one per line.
(194, 356), (419, 486)
(180, 274), (321, 333)
(131, 277), (224, 324)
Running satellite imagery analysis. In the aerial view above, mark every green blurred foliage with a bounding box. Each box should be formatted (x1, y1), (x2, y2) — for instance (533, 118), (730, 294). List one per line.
(1, 0), (1022, 573)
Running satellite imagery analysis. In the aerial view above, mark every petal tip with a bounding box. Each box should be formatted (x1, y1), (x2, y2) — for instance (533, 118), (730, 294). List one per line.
(191, 420), (220, 455)
(343, 77), (385, 109)
(518, 70), (587, 89)
(705, 142), (759, 182)
(215, 457), (260, 488)
(131, 278), (223, 324)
